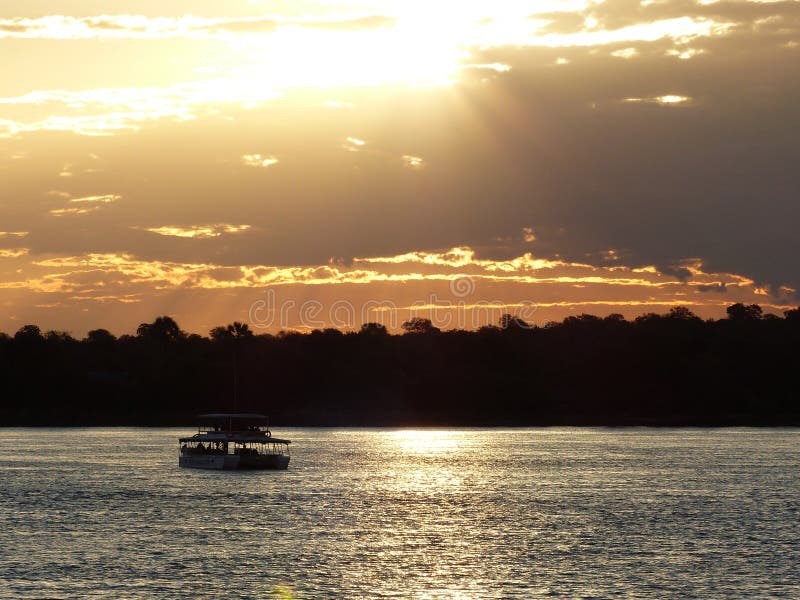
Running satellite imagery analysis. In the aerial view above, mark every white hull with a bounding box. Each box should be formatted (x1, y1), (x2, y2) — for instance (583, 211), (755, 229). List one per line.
(179, 454), (289, 470)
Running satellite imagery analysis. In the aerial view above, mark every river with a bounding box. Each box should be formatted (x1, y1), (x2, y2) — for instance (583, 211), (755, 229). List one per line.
(1, 428), (798, 598)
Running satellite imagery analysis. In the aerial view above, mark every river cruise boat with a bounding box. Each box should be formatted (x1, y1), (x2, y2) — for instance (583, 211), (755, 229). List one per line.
(179, 413), (290, 470)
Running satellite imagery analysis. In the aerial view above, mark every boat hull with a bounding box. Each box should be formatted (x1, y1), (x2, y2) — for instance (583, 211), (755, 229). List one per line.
(179, 454), (289, 470)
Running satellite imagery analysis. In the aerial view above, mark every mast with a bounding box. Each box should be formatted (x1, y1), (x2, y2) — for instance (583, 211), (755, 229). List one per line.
(233, 339), (239, 413)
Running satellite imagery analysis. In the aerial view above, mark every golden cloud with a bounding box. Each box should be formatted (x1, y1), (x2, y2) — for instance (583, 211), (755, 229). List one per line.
(0, 14), (397, 40)
(69, 194), (122, 204)
(241, 154), (279, 168)
(402, 155), (425, 169)
(139, 224), (252, 239)
(0, 248), (29, 258)
(48, 193), (121, 216)
(343, 137), (367, 151)
(0, 245), (792, 334)
(624, 94), (691, 105)
(49, 207), (102, 217)
(0, 81), (282, 138)
(7, 246), (767, 299)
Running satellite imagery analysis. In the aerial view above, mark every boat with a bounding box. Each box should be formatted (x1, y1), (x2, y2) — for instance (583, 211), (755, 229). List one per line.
(179, 413), (290, 470)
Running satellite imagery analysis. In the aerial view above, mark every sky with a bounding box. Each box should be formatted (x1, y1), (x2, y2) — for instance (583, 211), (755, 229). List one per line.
(0, 0), (798, 335)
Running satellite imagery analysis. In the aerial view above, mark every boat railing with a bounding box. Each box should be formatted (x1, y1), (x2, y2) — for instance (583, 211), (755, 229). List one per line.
(180, 442), (289, 457)
(197, 425), (271, 435)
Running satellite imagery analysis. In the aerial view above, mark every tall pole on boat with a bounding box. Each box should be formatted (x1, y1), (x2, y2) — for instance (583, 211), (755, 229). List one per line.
(233, 338), (238, 413)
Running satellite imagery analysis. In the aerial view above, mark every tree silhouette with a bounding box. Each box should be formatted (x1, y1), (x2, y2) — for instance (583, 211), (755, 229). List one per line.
(14, 324), (43, 342)
(727, 303), (763, 321)
(85, 329), (117, 345)
(359, 322), (388, 336)
(564, 314), (603, 325)
(401, 317), (440, 334)
(211, 321), (254, 341)
(785, 307), (800, 323)
(669, 306), (701, 321)
(45, 330), (75, 344)
(136, 316), (186, 343)
(499, 314), (531, 330)
(1, 303), (799, 426)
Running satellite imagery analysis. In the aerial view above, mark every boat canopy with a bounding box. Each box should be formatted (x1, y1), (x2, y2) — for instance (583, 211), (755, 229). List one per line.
(198, 413), (268, 422)
(179, 434), (290, 444)
(186, 413), (289, 441)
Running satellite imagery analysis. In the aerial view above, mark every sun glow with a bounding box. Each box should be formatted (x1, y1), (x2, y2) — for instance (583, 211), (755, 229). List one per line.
(238, 23), (463, 88)
(0, 5), (739, 140)
(389, 430), (463, 455)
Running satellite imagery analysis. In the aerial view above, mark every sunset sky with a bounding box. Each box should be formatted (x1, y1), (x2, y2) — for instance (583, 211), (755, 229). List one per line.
(1, 0), (798, 334)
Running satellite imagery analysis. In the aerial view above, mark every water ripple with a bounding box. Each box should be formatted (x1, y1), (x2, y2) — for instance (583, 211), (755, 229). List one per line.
(0, 428), (798, 598)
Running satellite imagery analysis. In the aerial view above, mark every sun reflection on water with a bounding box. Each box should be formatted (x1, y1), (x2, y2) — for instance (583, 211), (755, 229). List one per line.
(387, 430), (464, 455)
(379, 430), (470, 491)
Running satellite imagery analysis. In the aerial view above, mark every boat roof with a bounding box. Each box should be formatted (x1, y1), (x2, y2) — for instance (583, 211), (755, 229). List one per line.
(198, 413), (268, 420)
(180, 433), (290, 444)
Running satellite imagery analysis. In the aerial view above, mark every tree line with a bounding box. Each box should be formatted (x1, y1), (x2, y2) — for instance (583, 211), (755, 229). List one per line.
(1, 303), (799, 426)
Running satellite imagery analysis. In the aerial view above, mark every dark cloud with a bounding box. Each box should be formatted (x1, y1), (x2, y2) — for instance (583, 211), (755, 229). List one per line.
(657, 266), (693, 282)
(457, 13), (800, 293)
(697, 284), (727, 293)
(533, 0), (800, 34)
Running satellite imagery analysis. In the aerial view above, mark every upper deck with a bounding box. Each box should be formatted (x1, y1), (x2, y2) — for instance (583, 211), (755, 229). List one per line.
(179, 413), (291, 445)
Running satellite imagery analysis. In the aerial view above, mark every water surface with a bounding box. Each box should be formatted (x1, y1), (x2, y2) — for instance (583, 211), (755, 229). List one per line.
(1, 428), (798, 598)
